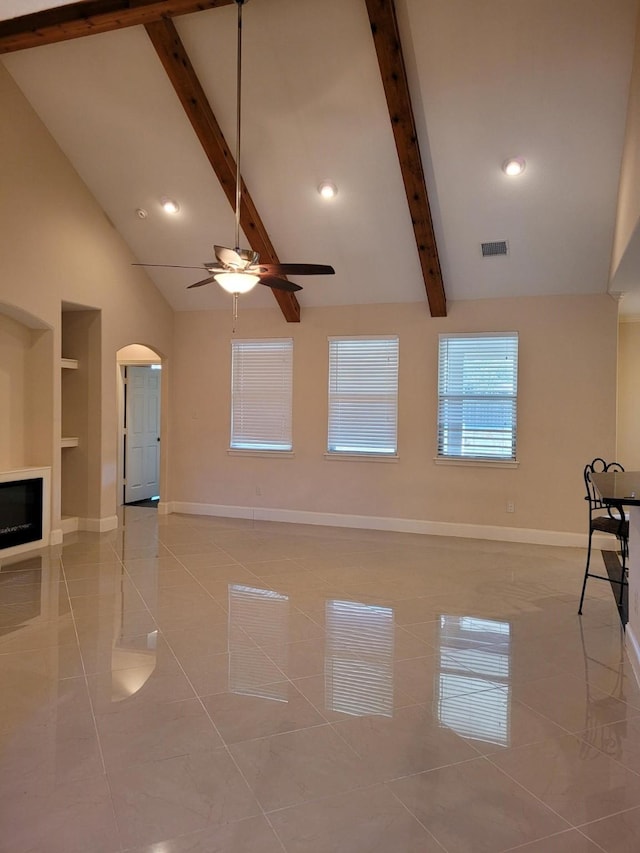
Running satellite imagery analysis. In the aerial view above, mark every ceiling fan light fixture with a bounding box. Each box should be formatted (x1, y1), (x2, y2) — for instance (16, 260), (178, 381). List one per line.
(502, 157), (526, 177)
(134, 0), (333, 305)
(318, 180), (338, 200)
(160, 197), (180, 214)
(214, 271), (260, 294)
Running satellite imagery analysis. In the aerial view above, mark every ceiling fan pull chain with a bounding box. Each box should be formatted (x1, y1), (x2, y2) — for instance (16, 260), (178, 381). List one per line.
(232, 291), (239, 333)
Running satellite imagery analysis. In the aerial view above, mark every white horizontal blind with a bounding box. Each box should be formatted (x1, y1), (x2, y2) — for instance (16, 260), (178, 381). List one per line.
(328, 336), (399, 455)
(231, 338), (293, 451)
(438, 333), (518, 460)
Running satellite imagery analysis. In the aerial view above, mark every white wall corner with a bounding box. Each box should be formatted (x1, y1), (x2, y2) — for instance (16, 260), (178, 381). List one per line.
(157, 501), (173, 515)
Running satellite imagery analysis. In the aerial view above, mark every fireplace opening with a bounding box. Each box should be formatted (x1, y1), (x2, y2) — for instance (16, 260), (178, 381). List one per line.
(0, 478), (43, 551)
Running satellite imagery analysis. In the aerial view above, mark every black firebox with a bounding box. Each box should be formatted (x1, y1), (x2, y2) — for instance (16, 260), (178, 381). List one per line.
(0, 478), (43, 550)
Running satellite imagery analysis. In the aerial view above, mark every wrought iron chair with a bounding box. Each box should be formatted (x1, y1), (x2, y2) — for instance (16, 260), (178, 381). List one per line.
(578, 458), (629, 614)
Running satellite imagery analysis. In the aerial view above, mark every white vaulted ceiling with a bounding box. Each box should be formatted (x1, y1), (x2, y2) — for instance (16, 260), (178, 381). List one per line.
(1, 0), (638, 315)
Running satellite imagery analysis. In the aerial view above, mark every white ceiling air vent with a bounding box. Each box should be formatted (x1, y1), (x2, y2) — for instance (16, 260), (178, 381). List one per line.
(481, 240), (509, 257)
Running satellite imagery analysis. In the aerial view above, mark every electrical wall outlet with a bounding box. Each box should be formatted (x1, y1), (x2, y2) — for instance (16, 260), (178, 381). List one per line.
(506, 501), (515, 513)
(256, 486), (262, 496)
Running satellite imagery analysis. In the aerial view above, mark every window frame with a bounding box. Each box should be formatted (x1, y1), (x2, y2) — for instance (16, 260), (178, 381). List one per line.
(327, 335), (399, 459)
(229, 337), (294, 453)
(436, 331), (519, 464)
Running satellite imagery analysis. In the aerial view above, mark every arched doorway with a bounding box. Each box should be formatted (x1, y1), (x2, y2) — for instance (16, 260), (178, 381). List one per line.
(116, 344), (163, 508)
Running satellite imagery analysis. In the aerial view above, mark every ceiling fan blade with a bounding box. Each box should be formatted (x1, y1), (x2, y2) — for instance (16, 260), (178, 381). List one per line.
(132, 263), (207, 270)
(214, 245), (243, 268)
(258, 275), (303, 293)
(203, 263), (225, 273)
(256, 263), (335, 276)
(187, 276), (216, 289)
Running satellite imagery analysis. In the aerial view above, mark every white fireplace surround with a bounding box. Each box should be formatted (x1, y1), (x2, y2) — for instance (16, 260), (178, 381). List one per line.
(0, 467), (51, 560)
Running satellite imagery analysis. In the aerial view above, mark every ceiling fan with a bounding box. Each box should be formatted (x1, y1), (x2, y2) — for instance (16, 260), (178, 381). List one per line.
(135, 0), (335, 300)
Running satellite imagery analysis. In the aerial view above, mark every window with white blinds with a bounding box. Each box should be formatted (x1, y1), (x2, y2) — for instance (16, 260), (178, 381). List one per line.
(328, 336), (399, 456)
(230, 338), (293, 451)
(437, 332), (518, 461)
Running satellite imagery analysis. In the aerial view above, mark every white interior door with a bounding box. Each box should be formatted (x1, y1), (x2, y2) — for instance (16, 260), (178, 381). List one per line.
(124, 365), (161, 503)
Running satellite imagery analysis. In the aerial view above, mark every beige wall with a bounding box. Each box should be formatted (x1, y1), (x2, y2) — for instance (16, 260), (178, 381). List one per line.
(117, 344), (161, 364)
(0, 314), (53, 474)
(170, 293), (618, 537)
(0, 313), (30, 470)
(618, 321), (640, 468)
(24, 327), (54, 472)
(611, 4), (640, 281)
(0, 62), (173, 531)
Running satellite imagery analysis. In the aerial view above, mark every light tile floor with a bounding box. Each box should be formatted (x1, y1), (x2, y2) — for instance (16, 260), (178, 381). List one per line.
(1, 507), (639, 852)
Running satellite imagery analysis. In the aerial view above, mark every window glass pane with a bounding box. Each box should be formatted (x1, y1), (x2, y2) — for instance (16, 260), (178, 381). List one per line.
(328, 337), (399, 455)
(231, 339), (293, 451)
(437, 333), (518, 460)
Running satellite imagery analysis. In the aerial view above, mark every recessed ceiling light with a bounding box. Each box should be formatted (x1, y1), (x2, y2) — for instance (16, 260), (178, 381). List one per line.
(502, 157), (526, 177)
(318, 180), (338, 200)
(160, 197), (180, 214)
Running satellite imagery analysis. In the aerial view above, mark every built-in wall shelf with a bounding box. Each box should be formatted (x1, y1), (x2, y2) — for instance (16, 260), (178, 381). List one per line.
(61, 360), (79, 447)
(61, 309), (99, 526)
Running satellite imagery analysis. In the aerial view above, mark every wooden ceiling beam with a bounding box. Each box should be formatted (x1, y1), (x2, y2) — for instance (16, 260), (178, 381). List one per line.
(364, 0), (446, 317)
(0, 0), (234, 54)
(145, 17), (300, 322)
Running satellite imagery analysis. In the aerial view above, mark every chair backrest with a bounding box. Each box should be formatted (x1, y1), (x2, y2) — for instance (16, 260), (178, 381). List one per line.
(584, 457), (625, 512)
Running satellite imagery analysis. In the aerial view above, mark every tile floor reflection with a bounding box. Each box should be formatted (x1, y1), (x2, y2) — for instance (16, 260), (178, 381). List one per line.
(0, 507), (639, 851)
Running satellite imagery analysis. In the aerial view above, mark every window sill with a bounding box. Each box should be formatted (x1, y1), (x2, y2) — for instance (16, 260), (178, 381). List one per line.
(227, 449), (295, 458)
(433, 457), (519, 469)
(324, 453), (399, 463)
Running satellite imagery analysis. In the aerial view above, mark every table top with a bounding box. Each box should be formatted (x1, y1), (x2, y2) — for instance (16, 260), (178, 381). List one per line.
(591, 471), (640, 506)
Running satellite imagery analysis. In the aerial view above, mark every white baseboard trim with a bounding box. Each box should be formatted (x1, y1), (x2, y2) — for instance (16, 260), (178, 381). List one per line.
(80, 515), (119, 533)
(59, 517), (78, 535)
(49, 528), (64, 545)
(172, 502), (256, 521)
(592, 533), (625, 551)
(169, 501), (590, 548)
(625, 624), (640, 689)
(157, 501), (172, 516)
(57, 516), (118, 538)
